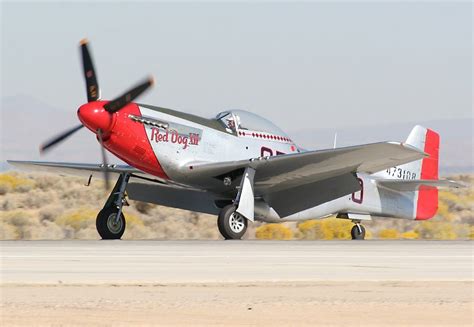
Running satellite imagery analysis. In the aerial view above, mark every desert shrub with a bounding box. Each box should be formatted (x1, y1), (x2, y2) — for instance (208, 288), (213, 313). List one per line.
(439, 188), (474, 216)
(134, 201), (155, 214)
(15, 183), (34, 193)
(2, 210), (33, 227)
(469, 226), (474, 240)
(39, 205), (64, 222)
(1, 197), (17, 211)
(454, 223), (471, 239)
(38, 220), (66, 239)
(124, 223), (154, 239)
(74, 226), (99, 239)
(365, 228), (373, 240)
(59, 185), (87, 201)
(378, 229), (399, 239)
(298, 220), (322, 239)
(34, 174), (63, 190)
(436, 200), (455, 221)
(439, 191), (460, 204)
(322, 218), (353, 239)
(401, 230), (419, 239)
(19, 190), (56, 209)
(1, 210), (41, 239)
(255, 223), (293, 240)
(123, 211), (145, 226)
(0, 221), (18, 239)
(415, 222), (458, 240)
(298, 217), (352, 240)
(56, 208), (97, 231)
(189, 212), (200, 225)
(0, 173), (34, 193)
(0, 183), (11, 195)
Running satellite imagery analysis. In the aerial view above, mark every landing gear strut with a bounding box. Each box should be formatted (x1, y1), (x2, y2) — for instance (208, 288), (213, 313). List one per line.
(351, 222), (366, 240)
(96, 173), (130, 239)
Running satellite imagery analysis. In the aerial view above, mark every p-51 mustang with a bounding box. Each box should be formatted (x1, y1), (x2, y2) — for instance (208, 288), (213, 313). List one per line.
(8, 40), (462, 240)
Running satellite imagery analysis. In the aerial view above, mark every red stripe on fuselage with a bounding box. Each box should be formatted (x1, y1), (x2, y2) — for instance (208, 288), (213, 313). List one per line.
(103, 103), (169, 179)
(415, 129), (439, 220)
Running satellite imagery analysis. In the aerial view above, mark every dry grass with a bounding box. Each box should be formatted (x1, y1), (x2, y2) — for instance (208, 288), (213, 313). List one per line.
(0, 172), (472, 240)
(0, 172), (220, 240)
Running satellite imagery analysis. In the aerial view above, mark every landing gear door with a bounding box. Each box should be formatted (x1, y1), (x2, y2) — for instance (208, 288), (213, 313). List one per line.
(236, 167), (256, 221)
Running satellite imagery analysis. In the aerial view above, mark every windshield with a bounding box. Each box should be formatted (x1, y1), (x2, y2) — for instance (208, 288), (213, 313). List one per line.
(215, 110), (289, 137)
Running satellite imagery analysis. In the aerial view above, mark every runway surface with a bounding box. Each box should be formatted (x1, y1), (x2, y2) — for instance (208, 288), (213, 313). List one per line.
(1, 240), (472, 284)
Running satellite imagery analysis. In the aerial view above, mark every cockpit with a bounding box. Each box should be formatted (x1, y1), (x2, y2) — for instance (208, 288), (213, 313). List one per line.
(215, 110), (289, 138)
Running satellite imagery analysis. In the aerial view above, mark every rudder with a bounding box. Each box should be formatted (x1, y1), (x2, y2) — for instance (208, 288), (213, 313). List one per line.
(413, 127), (439, 220)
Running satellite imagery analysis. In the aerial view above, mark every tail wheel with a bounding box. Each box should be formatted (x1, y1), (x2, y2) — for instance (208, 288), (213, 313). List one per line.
(351, 224), (366, 240)
(96, 207), (126, 240)
(217, 205), (248, 240)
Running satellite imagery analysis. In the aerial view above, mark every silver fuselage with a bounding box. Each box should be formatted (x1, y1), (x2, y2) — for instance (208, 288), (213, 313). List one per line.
(137, 105), (417, 222)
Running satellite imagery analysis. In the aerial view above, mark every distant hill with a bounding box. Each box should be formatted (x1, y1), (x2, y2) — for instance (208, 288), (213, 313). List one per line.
(2, 95), (472, 174)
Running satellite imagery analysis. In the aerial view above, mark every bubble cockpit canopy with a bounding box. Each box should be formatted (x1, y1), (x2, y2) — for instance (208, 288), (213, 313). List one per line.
(215, 110), (289, 137)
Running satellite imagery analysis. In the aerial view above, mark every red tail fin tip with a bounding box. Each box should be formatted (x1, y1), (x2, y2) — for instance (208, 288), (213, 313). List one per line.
(415, 128), (439, 220)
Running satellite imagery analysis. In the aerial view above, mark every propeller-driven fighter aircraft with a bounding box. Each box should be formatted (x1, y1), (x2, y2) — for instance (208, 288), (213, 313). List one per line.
(8, 40), (462, 240)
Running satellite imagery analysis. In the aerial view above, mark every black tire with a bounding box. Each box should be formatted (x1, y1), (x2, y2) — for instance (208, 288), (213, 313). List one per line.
(351, 224), (366, 240)
(217, 205), (248, 240)
(96, 206), (126, 240)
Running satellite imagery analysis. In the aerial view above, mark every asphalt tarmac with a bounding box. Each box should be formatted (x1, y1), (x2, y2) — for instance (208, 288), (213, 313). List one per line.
(1, 240), (472, 284)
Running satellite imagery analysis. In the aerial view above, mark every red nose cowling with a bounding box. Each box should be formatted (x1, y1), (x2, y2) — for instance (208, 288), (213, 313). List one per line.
(77, 101), (115, 133)
(77, 101), (168, 180)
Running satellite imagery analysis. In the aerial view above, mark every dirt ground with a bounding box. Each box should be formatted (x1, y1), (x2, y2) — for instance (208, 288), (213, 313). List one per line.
(1, 281), (472, 326)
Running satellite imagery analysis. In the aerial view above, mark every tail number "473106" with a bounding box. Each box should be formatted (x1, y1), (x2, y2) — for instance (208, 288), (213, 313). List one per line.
(386, 167), (417, 180)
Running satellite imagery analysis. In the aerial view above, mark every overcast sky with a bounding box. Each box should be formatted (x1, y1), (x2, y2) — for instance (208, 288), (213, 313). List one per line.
(1, 1), (472, 133)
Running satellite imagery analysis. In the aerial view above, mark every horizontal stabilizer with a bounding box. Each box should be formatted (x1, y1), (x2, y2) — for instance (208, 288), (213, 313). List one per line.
(377, 179), (465, 192)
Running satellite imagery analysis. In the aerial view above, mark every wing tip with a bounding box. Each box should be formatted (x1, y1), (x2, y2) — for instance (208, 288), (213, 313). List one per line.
(6, 160), (19, 165)
(398, 142), (428, 157)
(447, 180), (468, 188)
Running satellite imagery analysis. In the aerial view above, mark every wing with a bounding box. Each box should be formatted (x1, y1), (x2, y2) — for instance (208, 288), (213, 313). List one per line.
(186, 142), (426, 217)
(188, 142), (426, 194)
(7, 160), (142, 179)
(6, 160), (180, 188)
(377, 179), (465, 192)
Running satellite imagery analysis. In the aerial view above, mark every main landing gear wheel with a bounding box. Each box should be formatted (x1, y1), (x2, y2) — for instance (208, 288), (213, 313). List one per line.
(96, 206), (126, 239)
(217, 205), (248, 240)
(96, 173), (130, 240)
(351, 223), (366, 240)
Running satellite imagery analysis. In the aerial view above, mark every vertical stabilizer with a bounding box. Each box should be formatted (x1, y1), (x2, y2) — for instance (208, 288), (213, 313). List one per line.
(376, 125), (440, 220)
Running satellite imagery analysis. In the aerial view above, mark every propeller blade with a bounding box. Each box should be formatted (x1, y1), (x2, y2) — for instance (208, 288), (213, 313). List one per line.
(103, 76), (154, 113)
(80, 39), (100, 102)
(97, 128), (110, 189)
(40, 124), (84, 153)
